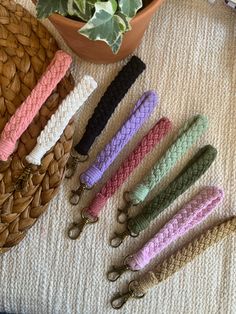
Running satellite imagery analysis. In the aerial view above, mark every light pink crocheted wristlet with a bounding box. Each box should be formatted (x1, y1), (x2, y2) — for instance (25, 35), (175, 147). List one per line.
(0, 50), (72, 161)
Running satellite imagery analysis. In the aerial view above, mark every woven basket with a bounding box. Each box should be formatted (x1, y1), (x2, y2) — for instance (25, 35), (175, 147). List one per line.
(0, 0), (75, 253)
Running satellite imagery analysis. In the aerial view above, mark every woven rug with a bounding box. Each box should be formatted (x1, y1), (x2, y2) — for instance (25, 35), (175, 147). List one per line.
(0, 0), (236, 313)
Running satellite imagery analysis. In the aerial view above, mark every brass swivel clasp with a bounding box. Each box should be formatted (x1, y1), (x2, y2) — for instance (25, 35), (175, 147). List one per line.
(66, 150), (88, 179)
(110, 230), (130, 248)
(67, 209), (98, 240)
(107, 256), (134, 281)
(107, 264), (130, 282)
(111, 281), (145, 309)
(110, 227), (139, 248)
(69, 183), (87, 205)
(117, 201), (132, 224)
(117, 191), (133, 224)
(14, 164), (33, 191)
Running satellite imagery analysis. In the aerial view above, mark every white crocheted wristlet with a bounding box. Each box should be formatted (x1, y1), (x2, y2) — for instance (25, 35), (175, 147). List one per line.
(26, 75), (97, 165)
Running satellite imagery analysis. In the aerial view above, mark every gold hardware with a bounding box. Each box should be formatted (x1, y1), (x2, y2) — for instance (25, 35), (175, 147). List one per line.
(110, 230), (130, 248)
(67, 209), (98, 240)
(69, 183), (87, 205)
(107, 256), (132, 281)
(111, 290), (133, 309)
(65, 151), (88, 179)
(107, 264), (129, 282)
(14, 164), (33, 191)
(117, 191), (134, 224)
(111, 281), (145, 309)
(117, 201), (132, 224)
(110, 227), (139, 247)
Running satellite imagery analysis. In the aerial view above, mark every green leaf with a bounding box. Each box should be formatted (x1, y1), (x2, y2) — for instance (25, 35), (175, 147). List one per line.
(116, 11), (132, 31)
(118, 0), (142, 18)
(36, 0), (68, 19)
(73, 0), (86, 14)
(111, 34), (123, 53)
(79, 0), (127, 53)
(67, 0), (93, 21)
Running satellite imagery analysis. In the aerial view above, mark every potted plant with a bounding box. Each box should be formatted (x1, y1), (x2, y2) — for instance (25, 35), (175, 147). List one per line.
(34, 0), (164, 63)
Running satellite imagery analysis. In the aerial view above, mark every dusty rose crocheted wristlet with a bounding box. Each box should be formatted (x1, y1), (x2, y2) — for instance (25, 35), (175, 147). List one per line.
(67, 118), (172, 240)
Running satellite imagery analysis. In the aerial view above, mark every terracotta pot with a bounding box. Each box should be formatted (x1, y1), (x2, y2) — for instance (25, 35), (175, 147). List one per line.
(33, 0), (164, 63)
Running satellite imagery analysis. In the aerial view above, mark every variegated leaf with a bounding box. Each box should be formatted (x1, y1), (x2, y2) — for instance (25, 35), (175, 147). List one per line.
(36, 0), (68, 18)
(118, 0), (142, 17)
(79, 0), (128, 53)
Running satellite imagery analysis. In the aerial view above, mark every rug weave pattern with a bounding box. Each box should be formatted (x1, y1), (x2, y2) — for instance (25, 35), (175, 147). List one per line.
(0, 0), (235, 313)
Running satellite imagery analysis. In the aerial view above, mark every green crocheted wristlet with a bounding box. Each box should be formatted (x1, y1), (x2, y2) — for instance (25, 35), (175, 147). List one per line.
(111, 145), (217, 247)
(117, 115), (208, 223)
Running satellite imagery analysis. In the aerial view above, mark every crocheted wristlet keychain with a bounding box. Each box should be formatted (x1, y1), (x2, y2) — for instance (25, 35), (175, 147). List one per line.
(0, 50), (72, 161)
(67, 118), (172, 240)
(110, 145), (217, 247)
(14, 76), (97, 190)
(108, 186), (224, 281)
(66, 56), (146, 178)
(69, 90), (158, 205)
(117, 115), (208, 223)
(111, 217), (236, 309)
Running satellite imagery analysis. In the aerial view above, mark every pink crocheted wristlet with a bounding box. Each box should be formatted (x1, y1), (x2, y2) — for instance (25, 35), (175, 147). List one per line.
(0, 50), (72, 161)
(107, 186), (224, 281)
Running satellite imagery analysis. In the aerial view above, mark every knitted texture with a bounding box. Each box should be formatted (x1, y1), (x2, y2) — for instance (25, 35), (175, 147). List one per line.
(74, 56), (146, 156)
(26, 76), (97, 165)
(3, 1), (236, 313)
(127, 145), (217, 235)
(129, 115), (208, 204)
(135, 217), (236, 296)
(80, 91), (158, 188)
(86, 118), (172, 218)
(128, 187), (224, 270)
(0, 50), (72, 161)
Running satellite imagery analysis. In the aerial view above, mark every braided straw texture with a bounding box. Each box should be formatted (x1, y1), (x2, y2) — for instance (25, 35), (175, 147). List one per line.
(128, 186), (224, 270)
(0, 0), (75, 252)
(135, 217), (236, 295)
(1, 0), (236, 313)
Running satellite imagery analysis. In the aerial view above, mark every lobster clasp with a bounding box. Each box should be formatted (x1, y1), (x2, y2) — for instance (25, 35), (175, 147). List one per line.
(70, 183), (87, 205)
(67, 219), (89, 240)
(67, 209), (98, 240)
(110, 230), (130, 248)
(65, 150), (88, 179)
(107, 264), (129, 282)
(117, 191), (132, 224)
(117, 202), (132, 224)
(111, 281), (145, 309)
(14, 164), (33, 191)
(111, 290), (133, 309)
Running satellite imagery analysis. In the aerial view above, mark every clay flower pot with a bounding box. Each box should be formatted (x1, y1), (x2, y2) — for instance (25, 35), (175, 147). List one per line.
(33, 0), (164, 64)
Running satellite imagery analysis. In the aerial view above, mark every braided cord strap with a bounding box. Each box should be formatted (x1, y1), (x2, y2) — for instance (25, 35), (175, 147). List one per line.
(85, 118), (172, 218)
(129, 115), (208, 204)
(127, 145), (217, 235)
(134, 217), (236, 296)
(80, 91), (158, 188)
(74, 56), (146, 156)
(128, 187), (224, 271)
(26, 76), (97, 166)
(0, 50), (72, 161)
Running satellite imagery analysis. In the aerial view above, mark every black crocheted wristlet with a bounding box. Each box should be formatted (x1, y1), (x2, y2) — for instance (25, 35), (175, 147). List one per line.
(66, 56), (146, 178)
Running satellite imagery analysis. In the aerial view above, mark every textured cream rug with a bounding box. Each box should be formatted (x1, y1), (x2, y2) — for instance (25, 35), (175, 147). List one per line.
(0, 0), (236, 313)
